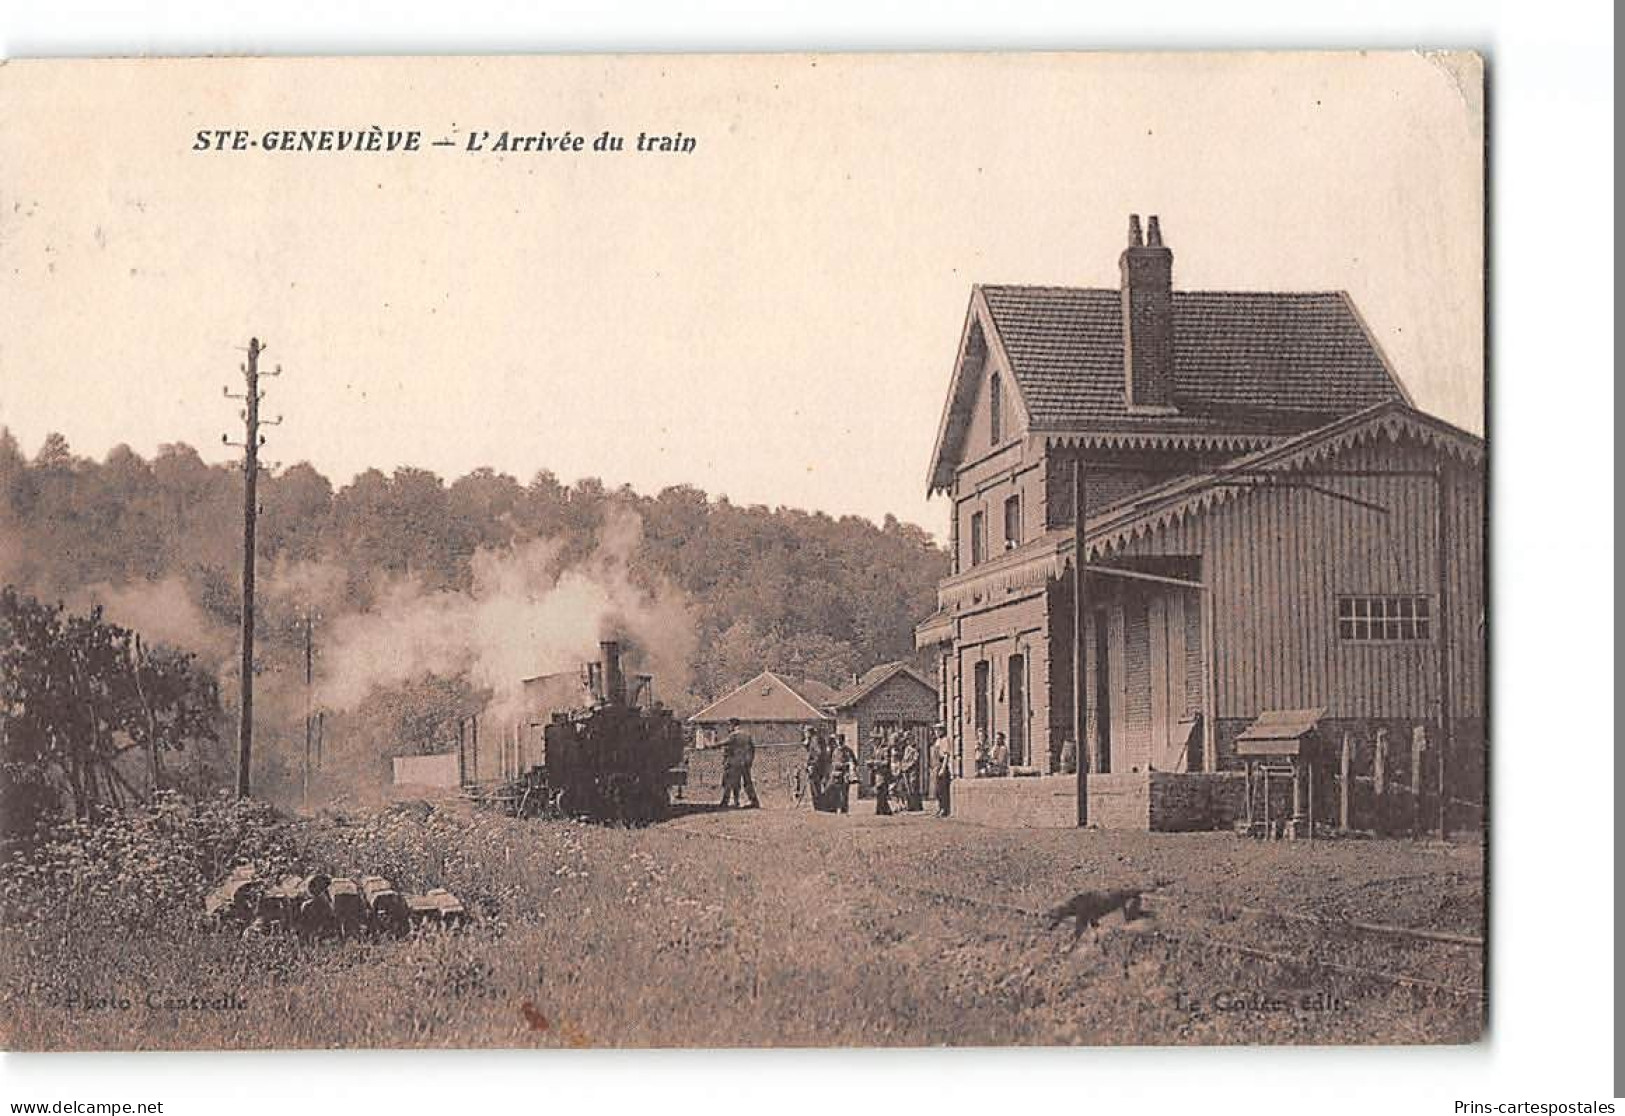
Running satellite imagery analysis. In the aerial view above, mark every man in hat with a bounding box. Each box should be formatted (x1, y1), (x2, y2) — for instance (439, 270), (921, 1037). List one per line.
(719, 717), (759, 809)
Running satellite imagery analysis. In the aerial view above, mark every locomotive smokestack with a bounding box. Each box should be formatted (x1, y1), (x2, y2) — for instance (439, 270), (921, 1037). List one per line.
(599, 640), (627, 706)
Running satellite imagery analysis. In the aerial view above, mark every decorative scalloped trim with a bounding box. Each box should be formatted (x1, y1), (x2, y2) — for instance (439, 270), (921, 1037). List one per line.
(1082, 411), (1482, 560)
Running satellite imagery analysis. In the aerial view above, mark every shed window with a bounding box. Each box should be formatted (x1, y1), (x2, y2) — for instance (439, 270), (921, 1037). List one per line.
(1003, 494), (1022, 549)
(989, 373), (1003, 445)
(970, 511), (987, 567)
(1337, 595), (1432, 642)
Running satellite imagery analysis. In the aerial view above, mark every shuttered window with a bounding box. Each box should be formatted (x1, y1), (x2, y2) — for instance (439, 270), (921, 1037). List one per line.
(1336, 595), (1432, 642)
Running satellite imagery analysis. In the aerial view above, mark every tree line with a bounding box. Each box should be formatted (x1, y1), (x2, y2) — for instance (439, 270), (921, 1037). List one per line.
(0, 429), (947, 812)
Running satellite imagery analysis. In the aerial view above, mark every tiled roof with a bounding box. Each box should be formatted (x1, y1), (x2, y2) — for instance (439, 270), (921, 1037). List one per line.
(828, 661), (936, 709)
(688, 671), (835, 725)
(979, 286), (1407, 428)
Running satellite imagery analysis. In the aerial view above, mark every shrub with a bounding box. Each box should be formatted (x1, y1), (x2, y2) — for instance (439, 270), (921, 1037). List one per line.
(0, 790), (299, 931)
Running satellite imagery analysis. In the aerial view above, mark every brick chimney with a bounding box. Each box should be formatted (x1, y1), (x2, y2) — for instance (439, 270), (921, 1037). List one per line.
(1120, 213), (1176, 410)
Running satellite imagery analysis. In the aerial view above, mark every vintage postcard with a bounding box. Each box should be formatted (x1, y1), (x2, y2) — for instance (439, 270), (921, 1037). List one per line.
(0, 51), (1485, 1051)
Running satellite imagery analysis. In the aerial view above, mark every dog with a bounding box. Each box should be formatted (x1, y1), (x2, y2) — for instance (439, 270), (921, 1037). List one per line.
(1045, 888), (1152, 947)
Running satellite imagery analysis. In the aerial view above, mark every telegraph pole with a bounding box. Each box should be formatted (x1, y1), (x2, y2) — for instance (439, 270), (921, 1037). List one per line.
(223, 338), (280, 798)
(302, 610), (316, 812)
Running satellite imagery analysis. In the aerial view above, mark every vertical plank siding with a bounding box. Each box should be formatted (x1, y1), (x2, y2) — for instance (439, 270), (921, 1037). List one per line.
(1112, 432), (1484, 725)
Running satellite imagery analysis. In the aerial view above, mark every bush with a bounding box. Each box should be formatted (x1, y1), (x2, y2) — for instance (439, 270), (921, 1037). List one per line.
(0, 790), (299, 931)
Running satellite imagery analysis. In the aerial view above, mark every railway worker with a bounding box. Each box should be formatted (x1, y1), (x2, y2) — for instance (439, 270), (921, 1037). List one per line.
(973, 728), (990, 777)
(828, 733), (856, 814)
(931, 725), (954, 818)
(719, 727), (741, 807)
(719, 717), (760, 809)
(719, 719), (745, 807)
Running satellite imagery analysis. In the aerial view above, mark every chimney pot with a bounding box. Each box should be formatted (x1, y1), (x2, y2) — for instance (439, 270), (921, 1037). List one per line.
(1146, 215), (1162, 247)
(1127, 214), (1143, 247)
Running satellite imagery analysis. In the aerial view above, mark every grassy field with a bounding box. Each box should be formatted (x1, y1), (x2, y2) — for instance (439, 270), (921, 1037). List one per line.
(0, 796), (1485, 1050)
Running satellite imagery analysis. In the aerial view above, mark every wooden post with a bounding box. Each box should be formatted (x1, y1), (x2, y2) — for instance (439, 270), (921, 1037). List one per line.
(1291, 761), (1303, 836)
(1072, 453), (1089, 827)
(1201, 577), (1217, 772)
(1339, 732), (1353, 831)
(1374, 728), (1390, 835)
(1409, 725), (1426, 839)
(457, 719), (467, 786)
(1306, 760), (1316, 840)
(1262, 766), (1271, 836)
(1244, 759), (1254, 830)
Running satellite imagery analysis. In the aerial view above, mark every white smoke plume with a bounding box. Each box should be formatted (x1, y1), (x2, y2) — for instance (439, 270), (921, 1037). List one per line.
(316, 506), (696, 721)
(78, 577), (235, 668)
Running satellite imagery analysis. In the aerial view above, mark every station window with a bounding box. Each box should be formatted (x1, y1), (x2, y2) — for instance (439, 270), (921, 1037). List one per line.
(1003, 494), (1021, 549)
(970, 511), (987, 567)
(1336, 595), (1432, 641)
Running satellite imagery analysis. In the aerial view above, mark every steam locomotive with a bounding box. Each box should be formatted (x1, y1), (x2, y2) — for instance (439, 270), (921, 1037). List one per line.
(509, 640), (687, 823)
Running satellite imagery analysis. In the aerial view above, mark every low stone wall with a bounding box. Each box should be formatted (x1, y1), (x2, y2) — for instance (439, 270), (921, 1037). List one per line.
(1085, 774), (1150, 829)
(951, 774), (1077, 828)
(950, 771), (1248, 831)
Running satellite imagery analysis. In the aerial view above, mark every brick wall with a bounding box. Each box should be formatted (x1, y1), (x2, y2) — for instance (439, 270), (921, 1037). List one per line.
(1145, 772), (1247, 831)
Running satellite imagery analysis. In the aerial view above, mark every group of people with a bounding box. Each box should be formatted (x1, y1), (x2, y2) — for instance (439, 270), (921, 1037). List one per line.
(805, 724), (953, 818)
(971, 729), (1012, 777)
(800, 727), (858, 813)
(970, 728), (1082, 776)
(718, 719), (955, 818)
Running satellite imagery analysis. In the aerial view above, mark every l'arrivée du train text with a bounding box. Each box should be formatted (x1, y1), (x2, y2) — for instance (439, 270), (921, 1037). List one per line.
(191, 128), (698, 154)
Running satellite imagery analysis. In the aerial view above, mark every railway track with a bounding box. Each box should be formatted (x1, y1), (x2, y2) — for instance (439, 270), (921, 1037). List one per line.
(665, 819), (1486, 1000)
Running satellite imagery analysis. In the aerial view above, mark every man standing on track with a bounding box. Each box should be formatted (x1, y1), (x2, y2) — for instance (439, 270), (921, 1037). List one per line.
(720, 717), (760, 809)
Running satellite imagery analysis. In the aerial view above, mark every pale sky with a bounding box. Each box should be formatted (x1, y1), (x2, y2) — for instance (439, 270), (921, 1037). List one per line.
(0, 52), (1483, 536)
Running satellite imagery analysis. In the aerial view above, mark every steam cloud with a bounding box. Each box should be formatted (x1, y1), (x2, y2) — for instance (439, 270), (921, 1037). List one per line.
(79, 577), (234, 668)
(316, 506), (695, 720)
(36, 506), (695, 808)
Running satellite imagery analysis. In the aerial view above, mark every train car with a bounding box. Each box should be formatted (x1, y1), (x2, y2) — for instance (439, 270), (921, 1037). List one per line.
(510, 640), (687, 823)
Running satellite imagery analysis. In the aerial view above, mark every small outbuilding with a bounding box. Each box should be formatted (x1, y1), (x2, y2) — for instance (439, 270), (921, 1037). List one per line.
(687, 670), (837, 748)
(827, 662), (941, 793)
